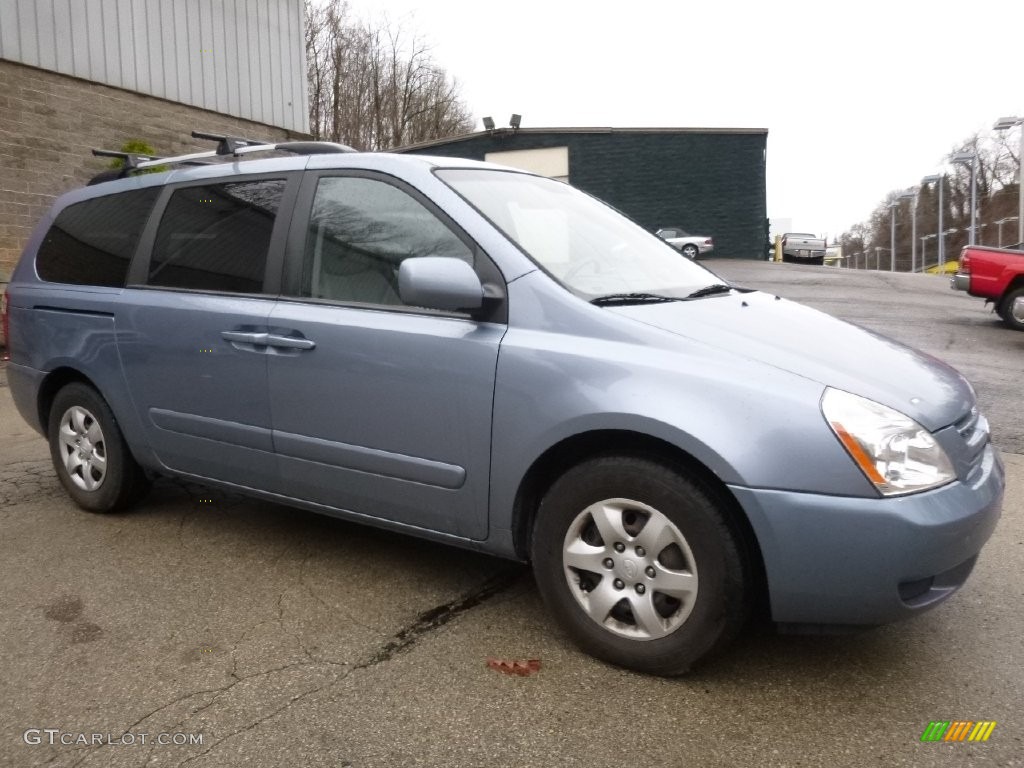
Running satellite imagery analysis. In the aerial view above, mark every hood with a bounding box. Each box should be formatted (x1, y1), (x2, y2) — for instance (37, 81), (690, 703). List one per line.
(609, 290), (973, 431)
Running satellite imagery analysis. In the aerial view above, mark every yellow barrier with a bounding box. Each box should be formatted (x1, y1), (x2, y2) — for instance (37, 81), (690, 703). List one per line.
(924, 260), (959, 275)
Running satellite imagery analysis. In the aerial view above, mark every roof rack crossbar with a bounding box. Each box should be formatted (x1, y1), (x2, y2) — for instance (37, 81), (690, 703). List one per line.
(91, 148), (161, 170)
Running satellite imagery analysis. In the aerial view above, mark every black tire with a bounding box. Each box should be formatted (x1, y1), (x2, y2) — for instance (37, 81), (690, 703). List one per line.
(531, 455), (750, 675)
(681, 244), (699, 259)
(997, 286), (1024, 331)
(47, 383), (149, 513)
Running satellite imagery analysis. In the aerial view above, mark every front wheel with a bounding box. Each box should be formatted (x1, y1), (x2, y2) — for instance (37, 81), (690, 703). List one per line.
(530, 456), (751, 675)
(997, 287), (1024, 331)
(47, 383), (149, 512)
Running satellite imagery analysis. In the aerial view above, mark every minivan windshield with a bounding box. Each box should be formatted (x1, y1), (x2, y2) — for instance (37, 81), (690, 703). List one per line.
(437, 169), (724, 301)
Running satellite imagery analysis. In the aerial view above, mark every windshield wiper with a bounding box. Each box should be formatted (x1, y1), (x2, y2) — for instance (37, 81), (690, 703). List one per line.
(684, 283), (733, 299)
(590, 292), (683, 306)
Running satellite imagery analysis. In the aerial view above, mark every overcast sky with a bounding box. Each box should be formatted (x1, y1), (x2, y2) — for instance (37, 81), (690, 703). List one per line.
(348, 0), (1023, 241)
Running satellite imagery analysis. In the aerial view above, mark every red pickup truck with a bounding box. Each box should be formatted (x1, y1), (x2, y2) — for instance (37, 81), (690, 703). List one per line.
(951, 243), (1024, 330)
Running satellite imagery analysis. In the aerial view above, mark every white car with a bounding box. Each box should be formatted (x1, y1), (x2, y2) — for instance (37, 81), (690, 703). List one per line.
(655, 227), (714, 259)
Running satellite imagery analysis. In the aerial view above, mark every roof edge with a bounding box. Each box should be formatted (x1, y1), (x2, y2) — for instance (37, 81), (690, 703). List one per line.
(395, 126), (769, 152)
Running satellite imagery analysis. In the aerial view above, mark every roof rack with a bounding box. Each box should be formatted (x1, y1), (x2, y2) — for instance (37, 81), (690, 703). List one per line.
(89, 132), (357, 182)
(132, 131), (356, 170)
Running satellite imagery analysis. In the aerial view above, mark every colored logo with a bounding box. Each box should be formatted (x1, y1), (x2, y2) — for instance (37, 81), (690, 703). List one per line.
(920, 721), (996, 742)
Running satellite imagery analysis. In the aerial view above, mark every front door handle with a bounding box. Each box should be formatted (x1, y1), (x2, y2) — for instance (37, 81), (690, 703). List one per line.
(221, 331), (269, 345)
(265, 334), (316, 350)
(221, 331), (315, 352)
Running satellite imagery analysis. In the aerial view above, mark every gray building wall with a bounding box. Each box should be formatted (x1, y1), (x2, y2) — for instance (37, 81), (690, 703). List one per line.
(0, 0), (309, 134)
(401, 128), (769, 260)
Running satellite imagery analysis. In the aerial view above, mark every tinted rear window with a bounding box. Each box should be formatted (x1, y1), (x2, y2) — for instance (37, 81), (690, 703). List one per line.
(36, 188), (160, 287)
(148, 179), (286, 293)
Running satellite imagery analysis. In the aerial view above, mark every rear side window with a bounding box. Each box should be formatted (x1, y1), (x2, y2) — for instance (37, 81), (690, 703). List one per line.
(148, 179), (286, 293)
(36, 188), (160, 287)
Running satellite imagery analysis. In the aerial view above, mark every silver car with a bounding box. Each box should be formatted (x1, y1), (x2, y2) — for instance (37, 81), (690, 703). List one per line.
(4, 143), (1004, 675)
(655, 227), (714, 258)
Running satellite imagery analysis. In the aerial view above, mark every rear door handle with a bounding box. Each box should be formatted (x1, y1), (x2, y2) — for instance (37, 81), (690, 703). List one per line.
(265, 334), (316, 350)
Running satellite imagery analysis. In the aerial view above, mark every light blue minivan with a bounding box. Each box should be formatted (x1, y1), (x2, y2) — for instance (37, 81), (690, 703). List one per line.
(3, 135), (1004, 674)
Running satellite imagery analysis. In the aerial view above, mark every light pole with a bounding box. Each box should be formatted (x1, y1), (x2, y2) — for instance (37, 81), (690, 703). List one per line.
(952, 151), (978, 245)
(907, 189), (918, 272)
(875, 246), (883, 271)
(922, 174), (944, 271)
(891, 189), (916, 271)
(994, 116), (1023, 246)
(920, 233), (937, 272)
(941, 228), (958, 271)
(888, 202), (898, 271)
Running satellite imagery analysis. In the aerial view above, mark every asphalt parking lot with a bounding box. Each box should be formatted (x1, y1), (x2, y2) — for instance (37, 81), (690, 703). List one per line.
(1, 261), (1021, 767)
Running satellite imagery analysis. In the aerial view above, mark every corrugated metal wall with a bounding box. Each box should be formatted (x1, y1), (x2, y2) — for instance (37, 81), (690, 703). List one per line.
(0, 0), (308, 134)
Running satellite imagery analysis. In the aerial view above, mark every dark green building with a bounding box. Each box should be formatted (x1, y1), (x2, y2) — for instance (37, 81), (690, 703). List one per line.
(398, 127), (768, 259)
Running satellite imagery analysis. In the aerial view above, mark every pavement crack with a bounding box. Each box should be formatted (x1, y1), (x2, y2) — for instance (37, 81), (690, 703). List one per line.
(61, 566), (522, 767)
(355, 565), (522, 670)
(297, 547), (381, 634)
(174, 675), (345, 768)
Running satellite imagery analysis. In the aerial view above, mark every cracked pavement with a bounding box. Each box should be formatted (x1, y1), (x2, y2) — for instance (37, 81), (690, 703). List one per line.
(2, 262), (1023, 767)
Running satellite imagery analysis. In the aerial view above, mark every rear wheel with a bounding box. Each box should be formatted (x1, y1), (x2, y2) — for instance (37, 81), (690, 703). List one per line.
(997, 286), (1024, 331)
(681, 244), (699, 259)
(47, 383), (149, 512)
(531, 455), (751, 675)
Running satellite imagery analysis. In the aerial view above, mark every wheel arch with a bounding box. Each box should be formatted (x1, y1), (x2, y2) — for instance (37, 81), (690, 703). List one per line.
(999, 274), (1024, 303)
(511, 429), (768, 605)
(37, 367), (101, 434)
(997, 277), (1024, 328)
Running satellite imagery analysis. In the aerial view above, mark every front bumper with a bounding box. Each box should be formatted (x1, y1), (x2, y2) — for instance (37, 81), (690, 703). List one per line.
(951, 272), (970, 292)
(729, 443), (1003, 626)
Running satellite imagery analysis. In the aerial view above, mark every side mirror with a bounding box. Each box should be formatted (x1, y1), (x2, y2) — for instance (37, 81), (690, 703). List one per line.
(398, 257), (484, 312)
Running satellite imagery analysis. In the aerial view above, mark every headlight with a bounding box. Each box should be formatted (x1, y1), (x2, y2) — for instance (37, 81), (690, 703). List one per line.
(821, 388), (955, 496)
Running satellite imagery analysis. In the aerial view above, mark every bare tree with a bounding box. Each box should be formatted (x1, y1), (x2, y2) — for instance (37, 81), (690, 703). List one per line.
(840, 125), (1023, 268)
(304, 0), (474, 150)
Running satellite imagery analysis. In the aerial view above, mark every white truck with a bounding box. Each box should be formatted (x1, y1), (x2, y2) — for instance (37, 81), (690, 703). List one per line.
(781, 233), (827, 265)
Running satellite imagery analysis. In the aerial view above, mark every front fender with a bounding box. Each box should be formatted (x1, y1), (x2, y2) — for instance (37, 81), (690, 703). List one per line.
(486, 326), (877, 541)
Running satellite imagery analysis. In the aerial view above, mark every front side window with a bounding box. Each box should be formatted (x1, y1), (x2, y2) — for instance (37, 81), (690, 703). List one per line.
(36, 187), (160, 287)
(298, 176), (473, 306)
(438, 169), (719, 300)
(148, 179), (286, 293)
